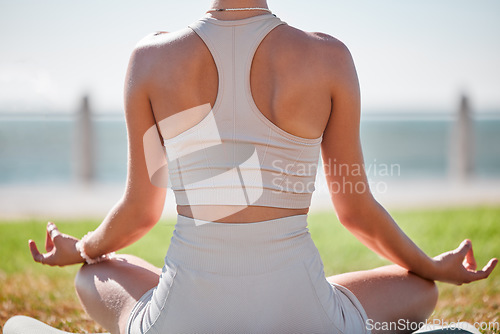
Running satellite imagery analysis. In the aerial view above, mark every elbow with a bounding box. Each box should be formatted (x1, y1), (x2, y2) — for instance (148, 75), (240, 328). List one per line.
(334, 195), (380, 232)
(124, 210), (160, 240)
(336, 211), (376, 241)
(137, 205), (163, 229)
(336, 212), (358, 228)
(139, 211), (161, 229)
(120, 197), (163, 230)
(336, 211), (365, 232)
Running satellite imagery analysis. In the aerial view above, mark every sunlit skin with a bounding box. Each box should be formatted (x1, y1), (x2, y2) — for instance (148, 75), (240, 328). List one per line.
(28, 1), (497, 333)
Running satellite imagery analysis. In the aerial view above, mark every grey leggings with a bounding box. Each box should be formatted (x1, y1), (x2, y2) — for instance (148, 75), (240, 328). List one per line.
(127, 214), (369, 334)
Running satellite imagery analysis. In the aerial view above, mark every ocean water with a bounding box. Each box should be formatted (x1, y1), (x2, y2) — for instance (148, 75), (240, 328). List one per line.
(0, 113), (499, 186)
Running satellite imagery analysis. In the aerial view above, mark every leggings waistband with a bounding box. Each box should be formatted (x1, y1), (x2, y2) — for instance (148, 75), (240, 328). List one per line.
(165, 214), (320, 276)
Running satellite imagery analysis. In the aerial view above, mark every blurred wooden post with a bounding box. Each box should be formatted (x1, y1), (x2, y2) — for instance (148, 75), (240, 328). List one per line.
(450, 93), (474, 182)
(75, 94), (95, 184)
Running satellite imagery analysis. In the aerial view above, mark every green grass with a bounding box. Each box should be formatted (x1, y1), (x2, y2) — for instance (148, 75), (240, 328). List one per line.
(1, 207), (499, 333)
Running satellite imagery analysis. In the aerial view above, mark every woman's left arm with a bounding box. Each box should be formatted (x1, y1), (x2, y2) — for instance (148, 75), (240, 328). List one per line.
(30, 42), (168, 266)
(320, 39), (497, 285)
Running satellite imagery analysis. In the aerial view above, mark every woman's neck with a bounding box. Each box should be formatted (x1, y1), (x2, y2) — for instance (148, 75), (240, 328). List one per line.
(207, 0), (270, 20)
(209, 0), (268, 10)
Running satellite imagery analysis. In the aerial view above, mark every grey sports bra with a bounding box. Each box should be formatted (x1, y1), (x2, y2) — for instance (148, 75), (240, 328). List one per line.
(163, 13), (323, 210)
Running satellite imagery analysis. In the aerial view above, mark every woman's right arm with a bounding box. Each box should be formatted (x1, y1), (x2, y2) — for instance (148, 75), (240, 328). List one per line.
(319, 37), (497, 285)
(29, 39), (168, 266)
(77, 41), (168, 259)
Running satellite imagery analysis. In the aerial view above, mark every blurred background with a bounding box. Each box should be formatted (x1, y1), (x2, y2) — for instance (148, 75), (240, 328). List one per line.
(1, 0), (499, 219)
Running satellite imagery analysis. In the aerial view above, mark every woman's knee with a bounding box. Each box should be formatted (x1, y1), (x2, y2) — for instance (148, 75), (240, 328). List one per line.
(389, 267), (438, 318)
(74, 262), (124, 333)
(74, 262), (115, 311)
(74, 263), (94, 298)
(416, 276), (438, 320)
(391, 269), (438, 325)
(367, 266), (439, 324)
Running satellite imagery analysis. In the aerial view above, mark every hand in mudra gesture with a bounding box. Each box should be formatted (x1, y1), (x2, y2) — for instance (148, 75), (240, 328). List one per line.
(432, 239), (497, 285)
(29, 222), (84, 267)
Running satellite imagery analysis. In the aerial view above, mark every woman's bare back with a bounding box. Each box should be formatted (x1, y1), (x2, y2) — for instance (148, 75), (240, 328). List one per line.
(133, 15), (349, 222)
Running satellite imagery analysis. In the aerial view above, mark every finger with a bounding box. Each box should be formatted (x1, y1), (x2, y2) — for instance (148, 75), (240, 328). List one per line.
(47, 222), (62, 245)
(466, 258), (498, 282)
(463, 242), (477, 271)
(29, 239), (46, 264)
(45, 222), (55, 252)
(49, 222), (62, 239)
(456, 239), (471, 258)
(481, 258), (498, 276)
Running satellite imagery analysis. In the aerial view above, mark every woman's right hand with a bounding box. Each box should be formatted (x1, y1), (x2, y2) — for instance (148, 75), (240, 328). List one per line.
(431, 239), (497, 285)
(29, 222), (85, 267)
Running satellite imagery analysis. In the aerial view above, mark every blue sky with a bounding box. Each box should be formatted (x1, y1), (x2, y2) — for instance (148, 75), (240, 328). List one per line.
(1, 0), (499, 114)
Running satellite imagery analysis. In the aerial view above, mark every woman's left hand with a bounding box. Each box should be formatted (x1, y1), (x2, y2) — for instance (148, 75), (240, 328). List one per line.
(29, 222), (85, 266)
(431, 239), (497, 285)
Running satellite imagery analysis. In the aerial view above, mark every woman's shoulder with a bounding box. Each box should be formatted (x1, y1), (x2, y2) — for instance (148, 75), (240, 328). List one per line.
(132, 28), (191, 55)
(307, 31), (350, 53)
(288, 26), (353, 63)
(270, 24), (355, 79)
(127, 28), (199, 76)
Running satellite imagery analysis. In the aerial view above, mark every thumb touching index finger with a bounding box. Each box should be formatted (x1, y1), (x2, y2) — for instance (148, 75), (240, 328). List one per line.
(463, 242), (477, 271)
(456, 239), (471, 257)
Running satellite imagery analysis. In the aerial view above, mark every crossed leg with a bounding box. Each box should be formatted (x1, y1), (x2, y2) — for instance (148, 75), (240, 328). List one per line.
(328, 264), (439, 334)
(74, 254), (161, 334)
(75, 257), (437, 334)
